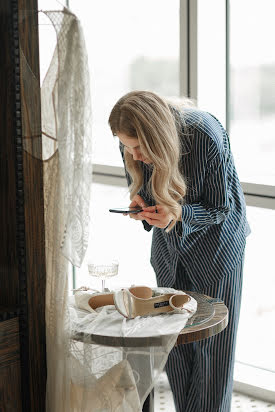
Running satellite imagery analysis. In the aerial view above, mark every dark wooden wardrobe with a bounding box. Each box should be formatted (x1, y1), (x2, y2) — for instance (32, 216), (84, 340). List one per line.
(0, 0), (47, 411)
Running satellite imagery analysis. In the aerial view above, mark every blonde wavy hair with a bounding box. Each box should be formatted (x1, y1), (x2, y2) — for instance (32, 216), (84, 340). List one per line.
(108, 90), (190, 232)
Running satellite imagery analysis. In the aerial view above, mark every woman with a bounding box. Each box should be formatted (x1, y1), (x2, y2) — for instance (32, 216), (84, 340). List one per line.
(108, 90), (250, 412)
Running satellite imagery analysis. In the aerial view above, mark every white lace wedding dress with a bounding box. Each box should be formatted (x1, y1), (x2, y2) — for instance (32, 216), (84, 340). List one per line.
(40, 8), (93, 412)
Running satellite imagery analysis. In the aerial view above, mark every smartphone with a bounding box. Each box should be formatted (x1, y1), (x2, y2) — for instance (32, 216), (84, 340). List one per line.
(109, 206), (143, 214)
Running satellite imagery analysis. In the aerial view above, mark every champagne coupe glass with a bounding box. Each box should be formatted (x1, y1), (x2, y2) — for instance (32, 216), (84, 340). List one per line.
(87, 260), (119, 292)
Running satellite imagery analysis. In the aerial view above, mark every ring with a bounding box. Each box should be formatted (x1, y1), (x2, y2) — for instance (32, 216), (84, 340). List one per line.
(155, 205), (158, 213)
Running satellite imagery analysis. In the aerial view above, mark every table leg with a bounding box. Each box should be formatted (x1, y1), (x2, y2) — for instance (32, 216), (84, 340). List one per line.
(142, 389), (154, 412)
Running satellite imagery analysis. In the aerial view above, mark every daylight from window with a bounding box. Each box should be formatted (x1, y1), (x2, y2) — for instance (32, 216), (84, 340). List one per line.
(39, 0), (275, 383)
(70, 0), (180, 166)
(229, 0), (275, 185)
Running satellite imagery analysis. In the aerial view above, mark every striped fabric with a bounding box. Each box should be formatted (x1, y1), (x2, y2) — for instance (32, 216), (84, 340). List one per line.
(119, 108), (250, 412)
(120, 108), (250, 291)
(165, 258), (244, 412)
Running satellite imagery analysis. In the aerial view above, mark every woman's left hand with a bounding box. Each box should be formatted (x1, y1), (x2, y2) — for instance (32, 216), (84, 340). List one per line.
(139, 204), (181, 229)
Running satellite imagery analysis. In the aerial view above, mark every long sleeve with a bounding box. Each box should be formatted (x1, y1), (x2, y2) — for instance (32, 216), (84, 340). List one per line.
(150, 108), (249, 291)
(180, 151), (231, 237)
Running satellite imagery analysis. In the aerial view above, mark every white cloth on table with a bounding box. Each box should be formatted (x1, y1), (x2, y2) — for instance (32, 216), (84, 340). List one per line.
(69, 288), (197, 411)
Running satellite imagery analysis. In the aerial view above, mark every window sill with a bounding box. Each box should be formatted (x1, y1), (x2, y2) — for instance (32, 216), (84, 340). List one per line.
(234, 362), (275, 403)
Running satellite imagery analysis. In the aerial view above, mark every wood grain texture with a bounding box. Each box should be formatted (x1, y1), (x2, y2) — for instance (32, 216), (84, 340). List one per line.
(0, 0), (19, 306)
(17, 1), (47, 410)
(176, 301), (228, 345)
(0, 362), (22, 412)
(0, 0), (47, 411)
(0, 318), (20, 368)
(0, 3), (23, 410)
(0, 318), (22, 412)
(0, 308), (20, 323)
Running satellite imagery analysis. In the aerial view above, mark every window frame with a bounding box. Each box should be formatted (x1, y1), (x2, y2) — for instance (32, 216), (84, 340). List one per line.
(70, 0), (275, 401)
(92, 0), (275, 207)
(180, 0), (275, 401)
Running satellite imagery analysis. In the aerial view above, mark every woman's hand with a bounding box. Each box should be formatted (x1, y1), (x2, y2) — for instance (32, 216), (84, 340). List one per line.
(139, 204), (181, 229)
(127, 195), (148, 221)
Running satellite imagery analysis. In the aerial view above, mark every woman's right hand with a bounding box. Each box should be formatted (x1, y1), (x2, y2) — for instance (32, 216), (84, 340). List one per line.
(128, 195), (147, 220)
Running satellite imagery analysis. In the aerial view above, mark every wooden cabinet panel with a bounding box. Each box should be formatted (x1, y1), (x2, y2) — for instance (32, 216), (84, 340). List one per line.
(0, 363), (22, 412)
(0, 318), (22, 412)
(0, 0), (46, 410)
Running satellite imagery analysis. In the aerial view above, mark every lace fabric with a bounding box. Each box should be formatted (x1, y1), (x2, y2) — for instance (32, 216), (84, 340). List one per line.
(19, 6), (198, 411)
(42, 9), (93, 267)
(40, 8), (93, 411)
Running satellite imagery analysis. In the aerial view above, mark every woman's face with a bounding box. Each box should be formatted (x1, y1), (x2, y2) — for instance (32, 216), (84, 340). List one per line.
(116, 132), (152, 164)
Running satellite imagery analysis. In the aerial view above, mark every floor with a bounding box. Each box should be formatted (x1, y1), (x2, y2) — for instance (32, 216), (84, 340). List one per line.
(154, 372), (275, 412)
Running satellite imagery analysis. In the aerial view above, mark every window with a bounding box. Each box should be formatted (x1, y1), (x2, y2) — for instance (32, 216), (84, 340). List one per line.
(70, 0), (180, 167)
(229, 0), (275, 186)
(238, 206), (275, 372)
(228, 0), (275, 395)
(196, 0), (275, 398)
(197, 0), (226, 125)
(75, 182), (156, 291)
(68, 0), (180, 290)
(39, 0), (275, 400)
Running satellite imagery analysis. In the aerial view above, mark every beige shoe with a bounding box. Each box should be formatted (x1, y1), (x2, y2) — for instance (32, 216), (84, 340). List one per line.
(75, 286), (153, 313)
(114, 289), (192, 319)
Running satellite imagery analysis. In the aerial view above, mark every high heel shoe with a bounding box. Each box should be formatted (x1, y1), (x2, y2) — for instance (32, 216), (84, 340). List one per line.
(114, 289), (194, 319)
(74, 286), (153, 313)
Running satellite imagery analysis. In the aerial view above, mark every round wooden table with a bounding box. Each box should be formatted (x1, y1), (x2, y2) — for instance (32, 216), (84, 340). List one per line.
(72, 292), (228, 412)
(72, 291), (228, 347)
(177, 291), (228, 344)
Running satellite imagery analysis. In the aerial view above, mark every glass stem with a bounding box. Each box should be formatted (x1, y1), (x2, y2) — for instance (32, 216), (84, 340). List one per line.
(101, 279), (105, 292)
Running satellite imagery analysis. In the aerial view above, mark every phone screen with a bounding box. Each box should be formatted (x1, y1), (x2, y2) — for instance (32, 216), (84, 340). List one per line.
(109, 207), (143, 214)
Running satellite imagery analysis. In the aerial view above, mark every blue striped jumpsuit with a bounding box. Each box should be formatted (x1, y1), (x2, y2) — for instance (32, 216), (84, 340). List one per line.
(120, 108), (250, 412)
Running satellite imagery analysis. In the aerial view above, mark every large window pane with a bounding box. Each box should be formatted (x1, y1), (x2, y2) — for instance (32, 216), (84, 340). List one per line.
(75, 183), (156, 291)
(236, 206), (275, 372)
(69, 0), (180, 166)
(229, 0), (275, 185)
(197, 0), (226, 125)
